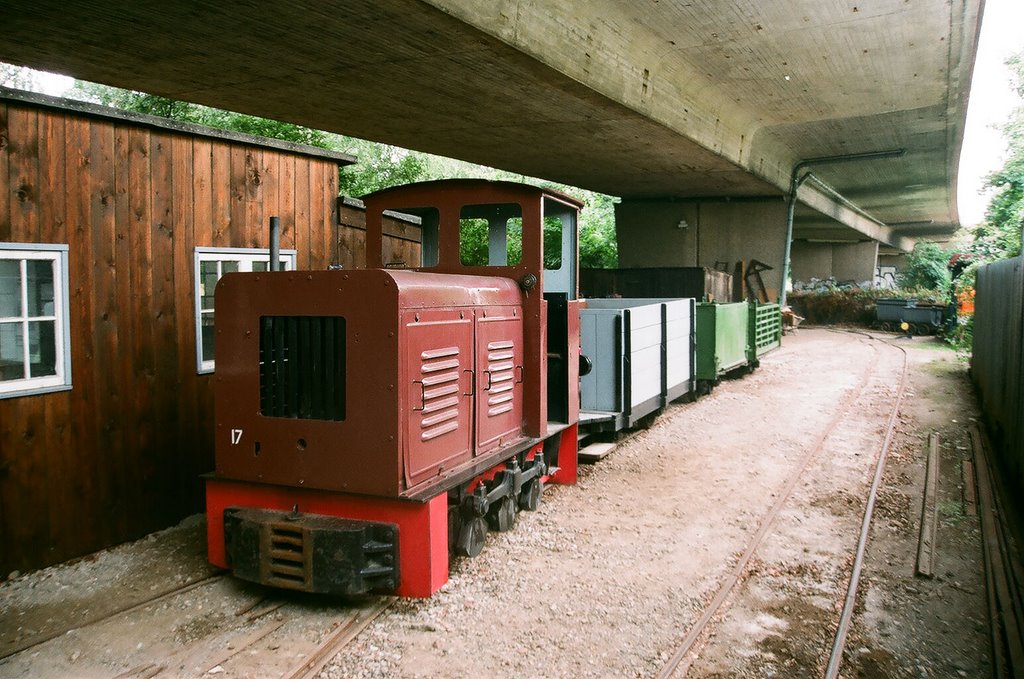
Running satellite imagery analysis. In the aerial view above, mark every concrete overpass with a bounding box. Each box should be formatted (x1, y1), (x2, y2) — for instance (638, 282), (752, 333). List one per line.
(3, 0), (982, 292)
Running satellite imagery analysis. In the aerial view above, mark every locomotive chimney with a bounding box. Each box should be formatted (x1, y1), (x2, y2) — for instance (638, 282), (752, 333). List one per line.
(269, 216), (281, 271)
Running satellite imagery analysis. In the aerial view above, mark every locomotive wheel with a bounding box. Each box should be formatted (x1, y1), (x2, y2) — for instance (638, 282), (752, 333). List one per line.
(487, 495), (516, 532)
(518, 478), (543, 512)
(456, 516), (488, 557)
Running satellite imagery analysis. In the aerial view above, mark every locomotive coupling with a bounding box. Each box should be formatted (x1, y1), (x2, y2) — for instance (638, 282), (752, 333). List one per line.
(223, 507), (399, 596)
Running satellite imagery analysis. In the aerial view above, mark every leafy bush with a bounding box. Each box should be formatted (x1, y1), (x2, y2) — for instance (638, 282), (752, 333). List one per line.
(788, 287), (950, 326)
(947, 313), (974, 352)
(788, 289), (877, 325)
(898, 242), (953, 297)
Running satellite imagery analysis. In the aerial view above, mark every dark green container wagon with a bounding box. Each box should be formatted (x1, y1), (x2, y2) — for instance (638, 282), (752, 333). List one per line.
(695, 301), (782, 388)
(695, 302), (750, 384)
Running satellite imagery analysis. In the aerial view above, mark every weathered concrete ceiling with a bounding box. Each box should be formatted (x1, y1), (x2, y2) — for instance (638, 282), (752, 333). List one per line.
(2, 0), (981, 249)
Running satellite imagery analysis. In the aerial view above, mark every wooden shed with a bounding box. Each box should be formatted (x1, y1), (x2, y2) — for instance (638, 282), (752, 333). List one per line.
(0, 87), (388, 575)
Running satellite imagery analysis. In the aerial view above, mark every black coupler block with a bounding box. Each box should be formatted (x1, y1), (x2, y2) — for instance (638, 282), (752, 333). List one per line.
(223, 506), (399, 596)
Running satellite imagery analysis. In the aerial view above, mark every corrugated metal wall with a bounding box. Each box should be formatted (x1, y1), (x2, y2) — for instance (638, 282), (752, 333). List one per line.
(972, 256), (1024, 493)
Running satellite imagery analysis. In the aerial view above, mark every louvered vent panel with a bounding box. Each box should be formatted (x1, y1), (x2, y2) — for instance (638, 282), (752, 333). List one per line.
(259, 316), (345, 421)
(419, 347), (461, 441)
(485, 340), (516, 417)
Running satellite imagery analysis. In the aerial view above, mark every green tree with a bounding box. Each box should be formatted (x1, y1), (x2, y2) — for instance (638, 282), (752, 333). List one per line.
(73, 82), (335, 148)
(488, 171), (619, 268)
(577, 192), (618, 268)
(0, 62), (37, 90)
(899, 241), (952, 296)
(336, 139), (430, 196)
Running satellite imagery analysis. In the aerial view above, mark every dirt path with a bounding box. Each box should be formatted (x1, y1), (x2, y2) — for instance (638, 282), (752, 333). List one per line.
(0, 329), (990, 678)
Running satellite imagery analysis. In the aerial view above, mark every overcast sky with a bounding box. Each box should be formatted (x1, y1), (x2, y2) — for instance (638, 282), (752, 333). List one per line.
(957, 0), (1024, 226)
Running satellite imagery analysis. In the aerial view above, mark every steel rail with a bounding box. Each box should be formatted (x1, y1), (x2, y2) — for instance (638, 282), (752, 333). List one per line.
(285, 597), (396, 679)
(823, 336), (909, 677)
(110, 596), (393, 678)
(0, 571), (225, 661)
(657, 333), (882, 678)
(971, 423), (1024, 676)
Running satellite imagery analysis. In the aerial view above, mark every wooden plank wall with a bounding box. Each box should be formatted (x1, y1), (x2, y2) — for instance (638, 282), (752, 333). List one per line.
(0, 99), (339, 574)
(338, 200), (421, 269)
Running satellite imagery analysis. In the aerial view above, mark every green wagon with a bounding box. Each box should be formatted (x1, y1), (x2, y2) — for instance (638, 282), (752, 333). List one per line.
(695, 302), (750, 386)
(747, 302), (782, 367)
(695, 301), (782, 389)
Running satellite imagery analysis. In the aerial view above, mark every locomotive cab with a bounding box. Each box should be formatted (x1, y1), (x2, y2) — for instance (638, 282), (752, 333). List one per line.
(367, 180), (583, 432)
(206, 180), (583, 597)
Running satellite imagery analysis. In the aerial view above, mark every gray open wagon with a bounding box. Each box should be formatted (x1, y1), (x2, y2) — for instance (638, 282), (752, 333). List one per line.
(579, 298), (695, 432)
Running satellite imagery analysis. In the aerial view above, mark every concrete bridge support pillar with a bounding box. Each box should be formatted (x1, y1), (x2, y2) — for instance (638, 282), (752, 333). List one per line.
(790, 240), (880, 287)
(615, 198), (788, 300)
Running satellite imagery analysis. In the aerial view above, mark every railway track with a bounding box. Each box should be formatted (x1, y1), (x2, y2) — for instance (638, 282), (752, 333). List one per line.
(112, 595), (394, 679)
(0, 572), (227, 661)
(657, 331), (909, 678)
(1, 568), (393, 678)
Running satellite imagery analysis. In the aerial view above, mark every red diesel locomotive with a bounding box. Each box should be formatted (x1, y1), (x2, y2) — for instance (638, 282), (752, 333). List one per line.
(205, 180), (583, 597)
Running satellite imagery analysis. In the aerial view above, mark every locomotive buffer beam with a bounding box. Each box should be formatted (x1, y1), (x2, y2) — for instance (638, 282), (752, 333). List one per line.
(223, 507), (399, 596)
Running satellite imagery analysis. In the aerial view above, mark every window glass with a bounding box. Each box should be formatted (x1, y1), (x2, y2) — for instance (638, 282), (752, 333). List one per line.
(193, 248), (296, 374)
(200, 314), (216, 366)
(459, 218), (490, 266)
(28, 320), (57, 377)
(200, 260), (219, 312)
(0, 245), (71, 398)
(0, 322), (23, 381)
(26, 260), (55, 316)
(543, 216), (563, 270)
(0, 260), (20, 317)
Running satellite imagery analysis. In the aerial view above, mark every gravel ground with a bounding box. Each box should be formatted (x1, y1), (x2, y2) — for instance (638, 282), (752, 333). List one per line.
(322, 329), (988, 678)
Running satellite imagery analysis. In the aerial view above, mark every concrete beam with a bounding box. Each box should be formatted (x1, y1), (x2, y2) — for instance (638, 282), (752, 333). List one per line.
(796, 182), (916, 252)
(425, 0), (981, 238)
(0, 0), (981, 244)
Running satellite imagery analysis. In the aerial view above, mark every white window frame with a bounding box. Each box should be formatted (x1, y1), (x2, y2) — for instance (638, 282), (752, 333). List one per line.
(0, 243), (72, 399)
(194, 247), (297, 374)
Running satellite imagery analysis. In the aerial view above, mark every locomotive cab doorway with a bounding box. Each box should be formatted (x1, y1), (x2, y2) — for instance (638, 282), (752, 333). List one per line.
(541, 197), (579, 425)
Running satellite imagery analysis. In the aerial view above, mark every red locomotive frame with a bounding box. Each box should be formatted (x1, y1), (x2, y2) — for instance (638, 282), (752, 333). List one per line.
(206, 180), (584, 597)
